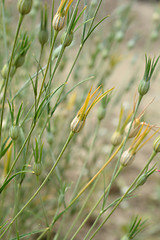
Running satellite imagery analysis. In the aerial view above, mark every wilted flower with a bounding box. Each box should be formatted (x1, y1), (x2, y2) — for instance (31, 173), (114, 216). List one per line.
(71, 86), (114, 133)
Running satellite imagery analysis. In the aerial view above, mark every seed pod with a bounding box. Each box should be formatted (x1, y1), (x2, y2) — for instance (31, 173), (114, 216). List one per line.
(14, 55), (25, 68)
(9, 125), (20, 141)
(97, 106), (106, 121)
(136, 174), (148, 187)
(115, 30), (124, 42)
(70, 116), (85, 133)
(33, 162), (42, 176)
(52, 13), (65, 31)
(18, 0), (32, 15)
(1, 64), (16, 79)
(61, 31), (73, 47)
(46, 131), (54, 145)
(120, 149), (135, 167)
(1, 64), (8, 79)
(138, 79), (150, 96)
(111, 131), (123, 146)
(153, 136), (160, 153)
(39, 30), (49, 46)
(125, 119), (141, 138)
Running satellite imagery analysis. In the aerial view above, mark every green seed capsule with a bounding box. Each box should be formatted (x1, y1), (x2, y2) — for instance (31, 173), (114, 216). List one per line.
(38, 29), (49, 46)
(138, 79), (150, 96)
(14, 55), (25, 68)
(18, 0), (32, 15)
(9, 125), (20, 141)
(136, 174), (148, 187)
(153, 136), (160, 153)
(1, 64), (8, 79)
(97, 106), (106, 121)
(33, 162), (42, 176)
(61, 32), (73, 47)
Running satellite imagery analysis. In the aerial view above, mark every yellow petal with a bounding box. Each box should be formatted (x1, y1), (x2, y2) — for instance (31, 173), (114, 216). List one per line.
(86, 88), (114, 116)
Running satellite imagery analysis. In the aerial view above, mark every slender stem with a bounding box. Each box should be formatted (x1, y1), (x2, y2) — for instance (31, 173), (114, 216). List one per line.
(36, 30), (58, 107)
(35, 45), (44, 115)
(36, 176), (49, 227)
(89, 150), (157, 239)
(2, 0), (8, 60)
(68, 140), (123, 209)
(0, 131), (74, 239)
(0, 14), (24, 145)
(64, 177), (100, 240)
(70, 165), (122, 240)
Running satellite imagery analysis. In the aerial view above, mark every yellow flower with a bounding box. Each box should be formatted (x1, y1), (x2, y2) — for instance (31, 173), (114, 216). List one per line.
(71, 86), (114, 133)
(52, 0), (74, 31)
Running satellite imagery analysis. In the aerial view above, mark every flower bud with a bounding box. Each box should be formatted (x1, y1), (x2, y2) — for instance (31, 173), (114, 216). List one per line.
(9, 125), (20, 141)
(136, 174), (148, 187)
(70, 116), (85, 133)
(1, 64), (8, 79)
(61, 32), (73, 47)
(111, 131), (123, 146)
(120, 149), (135, 167)
(115, 30), (124, 42)
(1, 64), (16, 79)
(39, 30), (49, 46)
(125, 119), (141, 138)
(33, 162), (42, 176)
(97, 106), (106, 121)
(52, 13), (65, 31)
(18, 0), (32, 15)
(46, 131), (54, 145)
(14, 55), (25, 68)
(153, 136), (160, 153)
(138, 79), (150, 96)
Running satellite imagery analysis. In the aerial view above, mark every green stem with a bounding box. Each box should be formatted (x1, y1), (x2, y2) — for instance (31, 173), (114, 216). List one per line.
(36, 30), (58, 107)
(89, 151), (157, 239)
(36, 176), (49, 227)
(70, 165), (122, 240)
(1, 0), (8, 60)
(64, 177), (100, 240)
(0, 131), (74, 239)
(0, 14), (24, 146)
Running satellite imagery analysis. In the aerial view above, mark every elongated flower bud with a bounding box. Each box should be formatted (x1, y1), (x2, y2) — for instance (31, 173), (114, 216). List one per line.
(153, 136), (160, 153)
(111, 131), (123, 146)
(120, 149), (135, 167)
(18, 0), (32, 15)
(138, 80), (150, 96)
(61, 32), (73, 47)
(1, 64), (16, 79)
(14, 55), (25, 68)
(125, 119), (141, 138)
(70, 116), (85, 133)
(9, 125), (20, 141)
(33, 162), (42, 176)
(52, 13), (65, 31)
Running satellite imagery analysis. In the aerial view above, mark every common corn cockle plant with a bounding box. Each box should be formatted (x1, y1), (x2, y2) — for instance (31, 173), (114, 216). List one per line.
(1, 1), (160, 240)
